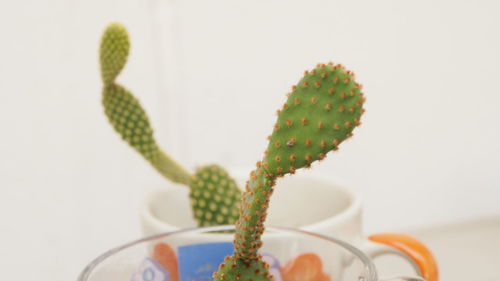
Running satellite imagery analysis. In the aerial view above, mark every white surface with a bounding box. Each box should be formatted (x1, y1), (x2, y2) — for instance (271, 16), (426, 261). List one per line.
(152, 0), (500, 231)
(412, 217), (500, 281)
(375, 216), (500, 281)
(142, 175), (363, 244)
(0, 1), (499, 281)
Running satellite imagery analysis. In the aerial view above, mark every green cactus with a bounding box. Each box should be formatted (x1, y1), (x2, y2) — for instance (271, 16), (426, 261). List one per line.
(100, 23), (129, 85)
(102, 83), (192, 184)
(189, 165), (241, 226)
(213, 63), (364, 281)
(99, 23), (241, 226)
(264, 63), (365, 176)
(213, 256), (271, 281)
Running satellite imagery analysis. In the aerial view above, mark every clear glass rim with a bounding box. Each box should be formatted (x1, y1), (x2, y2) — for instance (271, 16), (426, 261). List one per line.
(78, 225), (378, 281)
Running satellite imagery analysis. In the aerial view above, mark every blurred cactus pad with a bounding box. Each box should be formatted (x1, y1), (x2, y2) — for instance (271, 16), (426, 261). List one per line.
(213, 63), (365, 281)
(98, 23), (241, 226)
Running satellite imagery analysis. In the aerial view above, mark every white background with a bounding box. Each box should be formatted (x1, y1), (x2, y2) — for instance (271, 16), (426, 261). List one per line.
(0, 1), (499, 281)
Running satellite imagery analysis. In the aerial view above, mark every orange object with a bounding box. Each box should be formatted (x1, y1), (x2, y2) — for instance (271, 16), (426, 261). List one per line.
(369, 233), (439, 281)
(280, 253), (330, 281)
(152, 243), (179, 281)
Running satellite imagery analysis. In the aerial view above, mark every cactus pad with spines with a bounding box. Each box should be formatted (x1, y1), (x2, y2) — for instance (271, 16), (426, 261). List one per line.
(263, 63), (365, 176)
(102, 83), (192, 185)
(100, 23), (130, 84)
(103, 83), (157, 161)
(189, 165), (241, 226)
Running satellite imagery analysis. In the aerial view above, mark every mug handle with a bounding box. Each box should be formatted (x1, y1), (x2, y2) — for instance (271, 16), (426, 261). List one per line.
(365, 233), (439, 281)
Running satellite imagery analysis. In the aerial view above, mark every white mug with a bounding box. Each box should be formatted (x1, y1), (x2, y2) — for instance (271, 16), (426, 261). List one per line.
(141, 172), (438, 281)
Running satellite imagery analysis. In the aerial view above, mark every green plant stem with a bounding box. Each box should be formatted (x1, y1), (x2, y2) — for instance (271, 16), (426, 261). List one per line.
(234, 167), (275, 262)
(153, 149), (192, 185)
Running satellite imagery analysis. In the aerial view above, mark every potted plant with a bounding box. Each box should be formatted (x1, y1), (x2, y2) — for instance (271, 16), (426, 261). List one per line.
(97, 24), (438, 281)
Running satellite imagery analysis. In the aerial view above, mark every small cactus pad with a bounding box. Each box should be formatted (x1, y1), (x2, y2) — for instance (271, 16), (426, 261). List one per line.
(102, 83), (191, 184)
(103, 83), (158, 161)
(264, 63), (365, 176)
(100, 23), (130, 84)
(213, 256), (272, 281)
(189, 165), (241, 226)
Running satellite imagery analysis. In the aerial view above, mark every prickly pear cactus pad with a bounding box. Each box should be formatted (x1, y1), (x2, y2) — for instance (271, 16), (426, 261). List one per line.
(190, 165), (241, 226)
(213, 63), (365, 281)
(102, 83), (192, 184)
(264, 63), (365, 176)
(102, 83), (157, 161)
(100, 23), (129, 85)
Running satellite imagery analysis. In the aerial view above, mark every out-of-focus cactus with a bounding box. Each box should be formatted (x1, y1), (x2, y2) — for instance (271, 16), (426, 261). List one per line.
(189, 165), (241, 226)
(102, 83), (192, 185)
(213, 63), (364, 281)
(100, 23), (129, 85)
(99, 23), (241, 226)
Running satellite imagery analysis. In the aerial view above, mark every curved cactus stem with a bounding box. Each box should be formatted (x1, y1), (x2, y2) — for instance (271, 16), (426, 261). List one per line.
(212, 167), (275, 281)
(152, 149), (192, 185)
(234, 167), (275, 261)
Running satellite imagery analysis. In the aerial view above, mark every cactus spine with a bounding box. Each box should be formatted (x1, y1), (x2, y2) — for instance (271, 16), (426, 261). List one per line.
(99, 23), (241, 226)
(213, 63), (364, 281)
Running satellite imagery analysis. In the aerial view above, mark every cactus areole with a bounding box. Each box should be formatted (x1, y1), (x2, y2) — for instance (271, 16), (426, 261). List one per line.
(213, 63), (365, 281)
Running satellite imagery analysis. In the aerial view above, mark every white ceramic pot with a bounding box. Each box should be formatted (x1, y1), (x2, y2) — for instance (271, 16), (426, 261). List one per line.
(140, 172), (439, 281)
(141, 173), (362, 242)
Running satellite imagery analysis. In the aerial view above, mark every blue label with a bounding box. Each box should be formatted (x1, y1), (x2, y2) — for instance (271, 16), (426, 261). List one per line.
(177, 242), (283, 281)
(178, 242), (234, 281)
